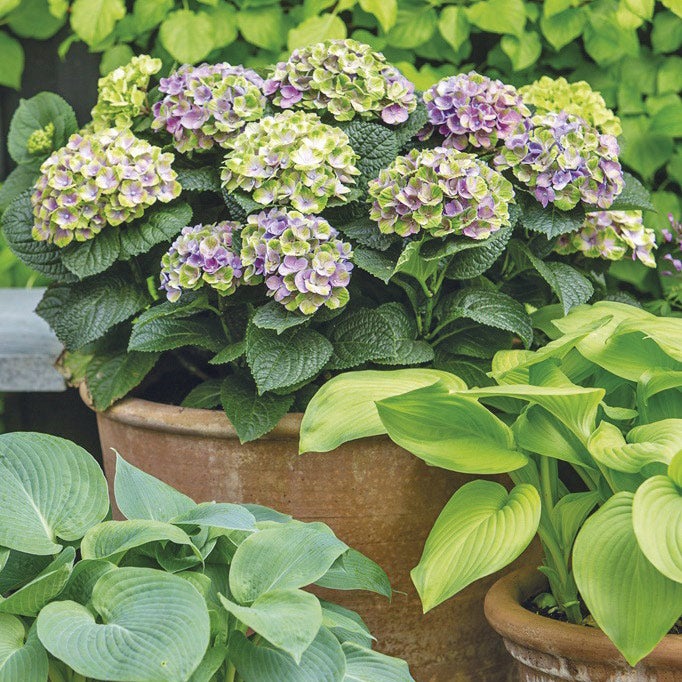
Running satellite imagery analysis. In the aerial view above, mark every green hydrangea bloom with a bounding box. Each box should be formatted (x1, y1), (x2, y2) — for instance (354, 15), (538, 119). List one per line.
(519, 76), (622, 136)
(90, 55), (162, 131)
(368, 146), (515, 239)
(26, 122), (55, 155)
(221, 110), (360, 213)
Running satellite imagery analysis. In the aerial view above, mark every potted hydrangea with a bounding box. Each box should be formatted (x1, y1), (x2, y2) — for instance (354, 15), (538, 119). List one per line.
(1, 40), (655, 681)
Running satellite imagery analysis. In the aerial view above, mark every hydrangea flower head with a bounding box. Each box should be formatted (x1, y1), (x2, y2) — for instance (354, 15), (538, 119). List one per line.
(661, 213), (682, 276)
(26, 122), (55, 155)
(494, 111), (624, 211)
(91, 55), (162, 131)
(160, 221), (243, 302)
(556, 210), (656, 267)
(368, 146), (514, 239)
(264, 39), (416, 124)
(32, 128), (180, 247)
(421, 72), (531, 151)
(152, 63), (267, 153)
(221, 110), (360, 213)
(520, 76), (621, 136)
(240, 208), (353, 314)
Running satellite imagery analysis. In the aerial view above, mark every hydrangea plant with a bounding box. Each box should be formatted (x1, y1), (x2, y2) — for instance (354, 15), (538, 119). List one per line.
(1, 45), (656, 442)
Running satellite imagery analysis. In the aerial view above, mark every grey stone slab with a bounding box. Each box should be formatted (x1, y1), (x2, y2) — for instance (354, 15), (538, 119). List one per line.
(0, 288), (65, 392)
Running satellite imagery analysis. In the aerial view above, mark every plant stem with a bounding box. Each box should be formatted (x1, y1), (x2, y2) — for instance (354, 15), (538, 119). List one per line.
(217, 296), (233, 343)
(173, 351), (211, 381)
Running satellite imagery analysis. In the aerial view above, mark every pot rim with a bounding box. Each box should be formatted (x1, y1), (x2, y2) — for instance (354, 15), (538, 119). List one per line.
(79, 382), (303, 440)
(484, 566), (682, 668)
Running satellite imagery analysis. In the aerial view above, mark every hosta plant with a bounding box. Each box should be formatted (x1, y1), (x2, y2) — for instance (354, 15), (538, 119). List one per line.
(1, 42), (656, 443)
(0, 431), (412, 682)
(301, 301), (682, 667)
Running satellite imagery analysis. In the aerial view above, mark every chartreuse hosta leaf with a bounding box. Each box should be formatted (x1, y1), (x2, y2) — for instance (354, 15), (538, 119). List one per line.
(0, 547), (74, 616)
(0, 617), (48, 682)
(220, 589), (322, 663)
(588, 419), (682, 473)
(376, 383), (527, 474)
(299, 369), (466, 453)
(633, 473), (682, 583)
(573, 493), (682, 666)
(229, 523), (348, 604)
(0, 433), (109, 555)
(37, 567), (210, 681)
(637, 370), (682, 422)
(617, 316), (682, 363)
(412, 481), (541, 612)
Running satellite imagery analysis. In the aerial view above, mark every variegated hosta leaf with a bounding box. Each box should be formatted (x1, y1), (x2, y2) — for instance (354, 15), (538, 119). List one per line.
(36, 568), (210, 682)
(0, 617), (48, 682)
(0, 433), (109, 555)
(633, 476), (682, 583)
(411, 481), (541, 612)
(573, 492), (682, 666)
(299, 369), (466, 453)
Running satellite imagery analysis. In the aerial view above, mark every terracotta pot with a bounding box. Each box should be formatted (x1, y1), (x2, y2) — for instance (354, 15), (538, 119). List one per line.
(485, 567), (682, 681)
(85, 387), (540, 682)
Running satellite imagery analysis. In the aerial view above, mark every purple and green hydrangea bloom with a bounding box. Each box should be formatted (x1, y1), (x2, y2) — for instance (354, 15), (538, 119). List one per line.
(661, 213), (682, 276)
(493, 111), (624, 211)
(368, 146), (515, 239)
(221, 110), (360, 213)
(264, 39), (416, 124)
(152, 63), (267, 153)
(31, 128), (180, 248)
(421, 71), (530, 151)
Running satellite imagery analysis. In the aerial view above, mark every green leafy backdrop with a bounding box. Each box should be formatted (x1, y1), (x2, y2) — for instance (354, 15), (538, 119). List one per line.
(1, 0), (682, 286)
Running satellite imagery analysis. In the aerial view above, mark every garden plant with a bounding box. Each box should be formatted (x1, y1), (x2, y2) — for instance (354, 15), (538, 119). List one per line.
(301, 300), (682, 667)
(1, 40), (658, 443)
(0, 431), (411, 681)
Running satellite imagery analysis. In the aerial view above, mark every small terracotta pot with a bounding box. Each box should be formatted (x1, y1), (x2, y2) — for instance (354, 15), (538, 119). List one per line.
(484, 567), (682, 681)
(84, 387), (540, 682)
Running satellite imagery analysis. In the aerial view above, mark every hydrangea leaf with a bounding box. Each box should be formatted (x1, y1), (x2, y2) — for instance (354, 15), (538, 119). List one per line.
(70, 0), (125, 45)
(129, 314), (226, 353)
(61, 228), (121, 279)
(252, 302), (310, 335)
(159, 9), (214, 63)
(118, 202), (192, 259)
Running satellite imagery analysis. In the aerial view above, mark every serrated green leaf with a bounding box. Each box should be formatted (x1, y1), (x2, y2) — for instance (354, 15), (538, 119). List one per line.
(0, 163), (40, 213)
(343, 120), (400, 183)
(129, 315), (225, 353)
(466, 0), (526, 35)
(159, 9), (214, 63)
(118, 202), (192, 259)
(61, 228), (121, 278)
(9, 0), (65, 39)
(337, 215), (398, 251)
(352, 247), (398, 284)
(70, 0), (125, 45)
(181, 379), (223, 409)
(444, 227), (512, 279)
(520, 198), (585, 238)
(209, 340), (246, 365)
(0, 33), (23, 90)
(601, 172), (655, 212)
(252, 301), (310, 334)
(288, 13), (347, 50)
(176, 167), (221, 193)
(238, 6), (285, 50)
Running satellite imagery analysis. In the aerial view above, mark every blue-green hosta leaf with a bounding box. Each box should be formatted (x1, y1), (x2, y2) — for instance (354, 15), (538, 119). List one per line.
(59, 559), (118, 605)
(315, 549), (391, 598)
(220, 589), (322, 663)
(342, 642), (414, 682)
(171, 503), (257, 532)
(114, 453), (195, 522)
(37, 568), (210, 681)
(81, 520), (197, 561)
(229, 523), (347, 604)
(320, 602), (374, 649)
(377, 383), (527, 474)
(188, 647), (226, 682)
(0, 433), (109, 555)
(299, 369), (466, 453)
(0, 552), (51, 595)
(633, 476), (682, 583)
(412, 481), (541, 612)
(0, 547), (74, 616)
(573, 493), (682, 666)
(229, 628), (346, 682)
(0, 618), (48, 682)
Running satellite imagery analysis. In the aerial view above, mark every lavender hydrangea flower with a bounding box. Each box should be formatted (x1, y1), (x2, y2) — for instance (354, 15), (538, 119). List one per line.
(494, 111), (624, 211)
(421, 72), (531, 151)
(160, 221), (243, 302)
(556, 210), (656, 267)
(240, 208), (353, 315)
(152, 63), (267, 153)
(368, 146), (515, 239)
(264, 39), (416, 124)
(31, 128), (180, 247)
(661, 213), (682, 276)
(221, 110), (360, 213)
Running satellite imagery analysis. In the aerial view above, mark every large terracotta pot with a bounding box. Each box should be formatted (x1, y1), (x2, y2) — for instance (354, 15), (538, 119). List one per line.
(86, 388), (539, 682)
(485, 567), (682, 681)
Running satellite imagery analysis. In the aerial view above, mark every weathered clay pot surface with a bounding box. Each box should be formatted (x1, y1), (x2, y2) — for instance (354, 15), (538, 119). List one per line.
(88, 389), (540, 682)
(485, 567), (682, 682)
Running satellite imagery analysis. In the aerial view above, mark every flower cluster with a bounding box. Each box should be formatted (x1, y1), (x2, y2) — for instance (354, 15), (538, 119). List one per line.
(264, 39), (416, 124)
(494, 112), (624, 211)
(421, 72), (530, 151)
(241, 209), (353, 314)
(160, 221), (243, 302)
(91, 55), (162, 131)
(152, 63), (267, 153)
(661, 213), (682, 275)
(26, 122), (55, 155)
(368, 147), (514, 239)
(556, 211), (656, 267)
(221, 110), (360, 213)
(32, 128), (180, 247)
(520, 76), (622, 136)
